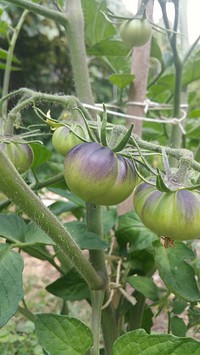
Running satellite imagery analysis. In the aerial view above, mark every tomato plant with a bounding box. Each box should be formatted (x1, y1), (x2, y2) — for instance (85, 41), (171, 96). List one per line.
(52, 125), (84, 156)
(64, 142), (137, 205)
(0, 142), (34, 174)
(119, 18), (152, 48)
(133, 182), (200, 241)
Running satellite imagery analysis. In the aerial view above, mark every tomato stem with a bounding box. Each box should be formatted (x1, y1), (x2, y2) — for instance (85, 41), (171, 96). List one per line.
(0, 147), (104, 291)
(86, 203), (118, 354)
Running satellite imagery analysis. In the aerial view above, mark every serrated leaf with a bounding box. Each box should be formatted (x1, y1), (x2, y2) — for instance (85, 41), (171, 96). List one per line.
(0, 214), (54, 245)
(0, 48), (20, 63)
(64, 221), (108, 250)
(49, 187), (85, 207)
(24, 221), (54, 245)
(0, 63), (21, 71)
(88, 39), (130, 56)
(103, 208), (118, 233)
(115, 211), (158, 250)
(46, 268), (90, 301)
(127, 276), (160, 301)
(35, 314), (93, 355)
(109, 74), (134, 89)
(30, 143), (52, 168)
(81, 0), (115, 46)
(154, 240), (200, 302)
(113, 329), (200, 355)
(0, 244), (24, 327)
(171, 316), (187, 337)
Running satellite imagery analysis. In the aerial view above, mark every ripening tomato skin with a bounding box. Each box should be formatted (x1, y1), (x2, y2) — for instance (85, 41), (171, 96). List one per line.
(64, 142), (138, 206)
(52, 126), (84, 157)
(0, 142), (34, 174)
(119, 19), (152, 48)
(133, 182), (200, 241)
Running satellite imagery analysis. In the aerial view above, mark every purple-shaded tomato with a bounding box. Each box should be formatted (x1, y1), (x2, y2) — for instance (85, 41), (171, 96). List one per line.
(133, 182), (200, 241)
(64, 142), (138, 206)
(0, 142), (34, 174)
(119, 19), (152, 48)
(52, 126), (84, 157)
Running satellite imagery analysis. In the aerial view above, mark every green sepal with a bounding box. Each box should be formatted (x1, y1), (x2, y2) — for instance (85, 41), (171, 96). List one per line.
(180, 183), (200, 191)
(100, 104), (108, 147)
(75, 108), (98, 143)
(112, 124), (133, 153)
(156, 170), (174, 193)
(130, 136), (157, 176)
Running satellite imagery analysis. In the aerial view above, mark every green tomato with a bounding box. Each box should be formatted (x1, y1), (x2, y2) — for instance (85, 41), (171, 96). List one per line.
(64, 142), (138, 206)
(119, 18), (152, 48)
(133, 182), (200, 241)
(0, 142), (34, 174)
(52, 126), (84, 156)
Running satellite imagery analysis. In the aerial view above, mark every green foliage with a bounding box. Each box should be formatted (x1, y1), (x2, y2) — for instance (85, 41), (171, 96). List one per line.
(35, 314), (93, 355)
(113, 329), (200, 355)
(0, 0), (200, 354)
(0, 245), (24, 327)
(154, 241), (200, 302)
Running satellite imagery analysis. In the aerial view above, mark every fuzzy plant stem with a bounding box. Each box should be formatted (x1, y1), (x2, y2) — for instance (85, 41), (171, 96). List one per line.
(0, 148), (104, 291)
(86, 203), (118, 355)
(64, 0), (95, 106)
(0, 9), (29, 134)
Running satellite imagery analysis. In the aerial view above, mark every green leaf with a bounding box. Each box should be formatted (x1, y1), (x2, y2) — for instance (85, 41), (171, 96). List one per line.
(183, 50), (200, 86)
(0, 48), (20, 64)
(49, 200), (78, 215)
(115, 211), (158, 250)
(154, 240), (200, 302)
(0, 244), (24, 327)
(64, 221), (108, 250)
(127, 276), (160, 302)
(24, 221), (54, 245)
(113, 329), (200, 355)
(0, 214), (54, 246)
(142, 307), (154, 334)
(30, 143), (52, 168)
(171, 316), (187, 337)
(103, 208), (118, 234)
(0, 63), (21, 71)
(46, 268), (90, 301)
(109, 74), (134, 89)
(49, 187), (85, 207)
(88, 39), (130, 56)
(172, 297), (187, 315)
(81, 0), (115, 46)
(188, 307), (200, 327)
(35, 314), (93, 355)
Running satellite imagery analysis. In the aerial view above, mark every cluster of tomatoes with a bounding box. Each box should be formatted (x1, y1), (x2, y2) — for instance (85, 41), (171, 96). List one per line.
(52, 125), (200, 242)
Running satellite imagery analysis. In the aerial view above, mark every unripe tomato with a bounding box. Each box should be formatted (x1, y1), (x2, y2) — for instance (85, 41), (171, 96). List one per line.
(133, 182), (200, 241)
(64, 142), (138, 206)
(0, 142), (34, 174)
(119, 19), (152, 48)
(52, 126), (84, 156)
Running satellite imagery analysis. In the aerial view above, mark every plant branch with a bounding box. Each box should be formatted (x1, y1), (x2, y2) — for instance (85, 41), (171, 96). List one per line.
(18, 305), (35, 322)
(3, 0), (67, 26)
(1, 9), (29, 133)
(64, 0), (95, 106)
(183, 34), (200, 64)
(86, 203), (117, 354)
(0, 148), (104, 290)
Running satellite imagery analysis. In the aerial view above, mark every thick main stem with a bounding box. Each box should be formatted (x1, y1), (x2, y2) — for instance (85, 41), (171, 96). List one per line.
(1, 9), (28, 134)
(86, 203), (118, 355)
(0, 148), (104, 291)
(65, 0), (95, 106)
